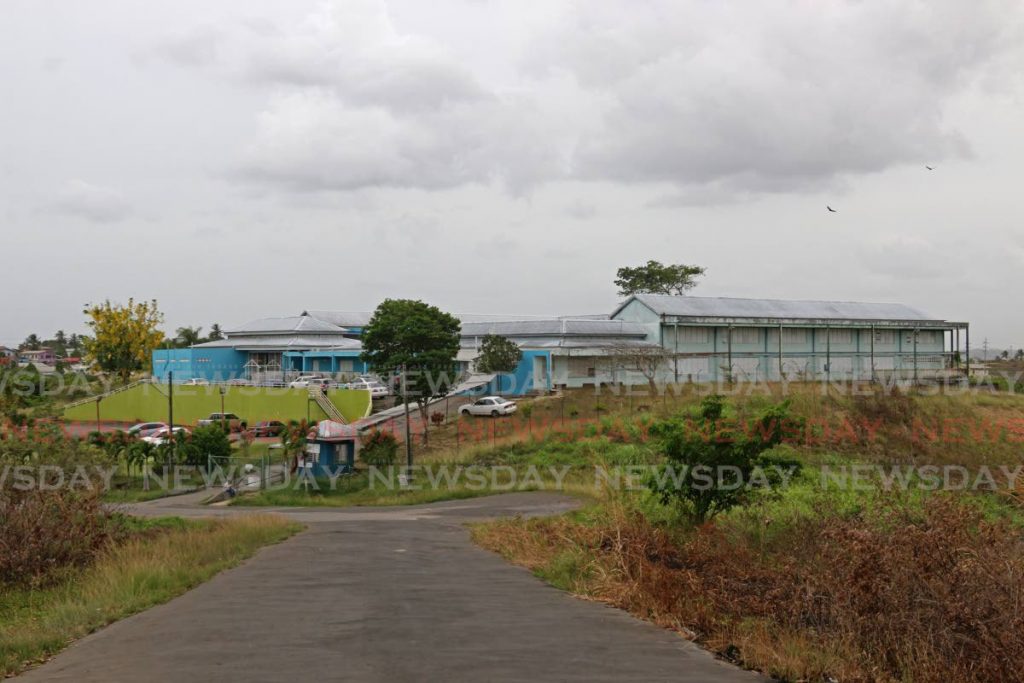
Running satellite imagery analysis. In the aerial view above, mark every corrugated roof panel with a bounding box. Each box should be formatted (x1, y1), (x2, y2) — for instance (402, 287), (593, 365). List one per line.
(226, 315), (348, 335)
(459, 319), (648, 338)
(627, 295), (940, 322)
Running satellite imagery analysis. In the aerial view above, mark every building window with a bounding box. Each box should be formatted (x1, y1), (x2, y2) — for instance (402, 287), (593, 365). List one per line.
(676, 326), (709, 343)
(781, 328), (806, 344)
(730, 328), (759, 344)
(828, 329), (853, 345)
(874, 330), (896, 345)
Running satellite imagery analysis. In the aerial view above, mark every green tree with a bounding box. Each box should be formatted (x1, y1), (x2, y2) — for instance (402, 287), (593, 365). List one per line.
(207, 323), (224, 341)
(21, 334), (41, 350)
(183, 425), (231, 468)
(52, 330), (68, 356)
(647, 395), (801, 523)
(475, 334), (522, 394)
(615, 260), (705, 297)
(175, 326), (203, 348)
(82, 299), (165, 383)
(360, 299), (460, 445)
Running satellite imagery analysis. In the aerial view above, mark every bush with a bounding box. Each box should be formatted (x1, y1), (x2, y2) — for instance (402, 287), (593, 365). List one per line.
(647, 395), (802, 523)
(430, 411), (445, 427)
(174, 425), (231, 469)
(0, 427), (116, 589)
(360, 430), (398, 468)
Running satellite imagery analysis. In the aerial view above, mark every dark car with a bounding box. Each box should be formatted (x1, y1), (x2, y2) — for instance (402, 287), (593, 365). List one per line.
(248, 420), (286, 437)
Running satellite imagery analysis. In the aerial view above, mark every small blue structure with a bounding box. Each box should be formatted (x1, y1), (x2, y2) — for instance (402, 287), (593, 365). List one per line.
(301, 421), (358, 478)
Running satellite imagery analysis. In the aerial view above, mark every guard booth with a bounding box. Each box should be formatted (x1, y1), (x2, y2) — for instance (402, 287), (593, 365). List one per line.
(300, 421), (358, 478)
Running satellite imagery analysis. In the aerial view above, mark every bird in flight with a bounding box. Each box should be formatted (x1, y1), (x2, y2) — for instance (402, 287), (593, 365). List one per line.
(925, 165), (935, 170)
(826, 206), (837, 213)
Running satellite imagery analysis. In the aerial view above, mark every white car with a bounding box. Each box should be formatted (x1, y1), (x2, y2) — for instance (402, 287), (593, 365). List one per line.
(459, 396), (518, 417)
(344, 377), (389, 398)
(182, 378), (209, 386)
(142, 426), (191, 445)
(289, 375), (326, 388)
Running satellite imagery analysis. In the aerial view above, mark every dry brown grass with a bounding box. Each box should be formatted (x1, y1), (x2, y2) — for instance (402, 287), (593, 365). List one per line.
(474, 495), (1024, 683)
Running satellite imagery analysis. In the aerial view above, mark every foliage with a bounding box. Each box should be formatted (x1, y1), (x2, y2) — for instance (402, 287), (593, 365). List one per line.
(614, 259), (705, 297)
(0, 427), (115, 589)
(360, 299), (461, 443)
(184, 425), (232, 468)
(82, 298), (165, 382)
(475, 334), (522, 374)
(475, 496), (1024, 683)
(174, 326), (203, 347)
(647, 395), (802, 522)
(430, 411), (445, 426)
(359, 430), (399, 468)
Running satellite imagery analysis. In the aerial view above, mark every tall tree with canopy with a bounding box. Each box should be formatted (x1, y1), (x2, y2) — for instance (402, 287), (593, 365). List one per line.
(82, 299), (165, 383)
(615, 260), (705, 297)
(360, 299), (461, 444)
(475, 334), (522, 394)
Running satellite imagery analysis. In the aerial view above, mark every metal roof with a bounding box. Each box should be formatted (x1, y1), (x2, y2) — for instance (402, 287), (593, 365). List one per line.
(616, 294), (942, 323)
(194, 335), (361, 351)
(303, 311), (374, 328)
(226, 315), (348, 336)
(459, 319), (648, 338)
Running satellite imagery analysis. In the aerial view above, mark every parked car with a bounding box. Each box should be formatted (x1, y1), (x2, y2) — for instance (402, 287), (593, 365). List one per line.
(248, 420), (286, 437)
(196, 412), (244, 431)
(343, 377), (389, 398)
(142, 426), (190, 445)
(459, 396), (518, 417)
(126, 422), (167, 437)
(182, 378), (210, 386)
(289, 375), (326, 388)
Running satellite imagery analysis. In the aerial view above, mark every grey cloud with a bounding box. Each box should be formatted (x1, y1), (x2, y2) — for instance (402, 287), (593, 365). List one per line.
(157, 27), (222, 67)
(547, 0), (1018, 193)
(233, 89), (561, 194)
(50, 180), (131, 223)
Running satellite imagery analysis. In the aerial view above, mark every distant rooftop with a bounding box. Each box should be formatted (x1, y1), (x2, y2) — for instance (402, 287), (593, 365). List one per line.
(460, 318), (648, 338)
(226, 315), (348, 336)
(617, 294), (941, 323)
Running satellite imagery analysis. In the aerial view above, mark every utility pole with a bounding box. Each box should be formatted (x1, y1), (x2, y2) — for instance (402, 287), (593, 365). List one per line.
(402, 364), (412, 483)
(983, 338), (989, 361)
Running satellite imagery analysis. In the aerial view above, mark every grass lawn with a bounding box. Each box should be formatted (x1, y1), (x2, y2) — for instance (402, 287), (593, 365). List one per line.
(0, 515), (300, 677)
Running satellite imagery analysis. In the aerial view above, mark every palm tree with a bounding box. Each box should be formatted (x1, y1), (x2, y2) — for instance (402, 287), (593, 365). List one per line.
(175, 326), (203, 348)
(207, 323), (224, 341)
(22, 333), (41, 350)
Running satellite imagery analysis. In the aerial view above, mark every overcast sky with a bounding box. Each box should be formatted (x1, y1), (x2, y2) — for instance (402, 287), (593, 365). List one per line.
(2, 0), (1023, 347)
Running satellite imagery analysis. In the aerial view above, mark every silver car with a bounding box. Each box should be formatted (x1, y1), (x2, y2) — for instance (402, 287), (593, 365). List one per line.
(459, 396), (518, 417)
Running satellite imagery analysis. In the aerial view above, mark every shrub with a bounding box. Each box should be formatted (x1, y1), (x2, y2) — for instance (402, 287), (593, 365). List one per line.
(430, 411), (445, 427)
(647, 395), (802, 523)
(176, 425), (231, 469)
(360, 430), (399, 468)
(0, 428), (115, 589)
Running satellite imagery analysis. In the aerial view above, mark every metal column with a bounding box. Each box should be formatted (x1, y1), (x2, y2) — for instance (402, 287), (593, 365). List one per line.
(674, 320), (679, 383)
(777, 324), (783, 381)
(965, 325), (970, 378)
(870, 324), (875, 383)
(913, 326), (919, 383)
(727, 325), (733, 382)
(825, 325), (831, 384)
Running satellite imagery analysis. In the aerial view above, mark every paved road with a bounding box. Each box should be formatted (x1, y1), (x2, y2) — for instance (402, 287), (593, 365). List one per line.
(19, 493), (767, 682)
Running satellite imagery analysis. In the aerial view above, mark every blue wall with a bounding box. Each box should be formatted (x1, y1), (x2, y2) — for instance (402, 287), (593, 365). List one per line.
(152, 348), (247, 382)
(485, 350), (552, 396)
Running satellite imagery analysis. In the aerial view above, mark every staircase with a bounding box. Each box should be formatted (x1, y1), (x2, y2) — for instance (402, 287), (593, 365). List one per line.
(310, 389), (346, 424)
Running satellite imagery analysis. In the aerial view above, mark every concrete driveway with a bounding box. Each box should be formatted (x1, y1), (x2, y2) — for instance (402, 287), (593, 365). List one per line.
(18, 493), (768, 682)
